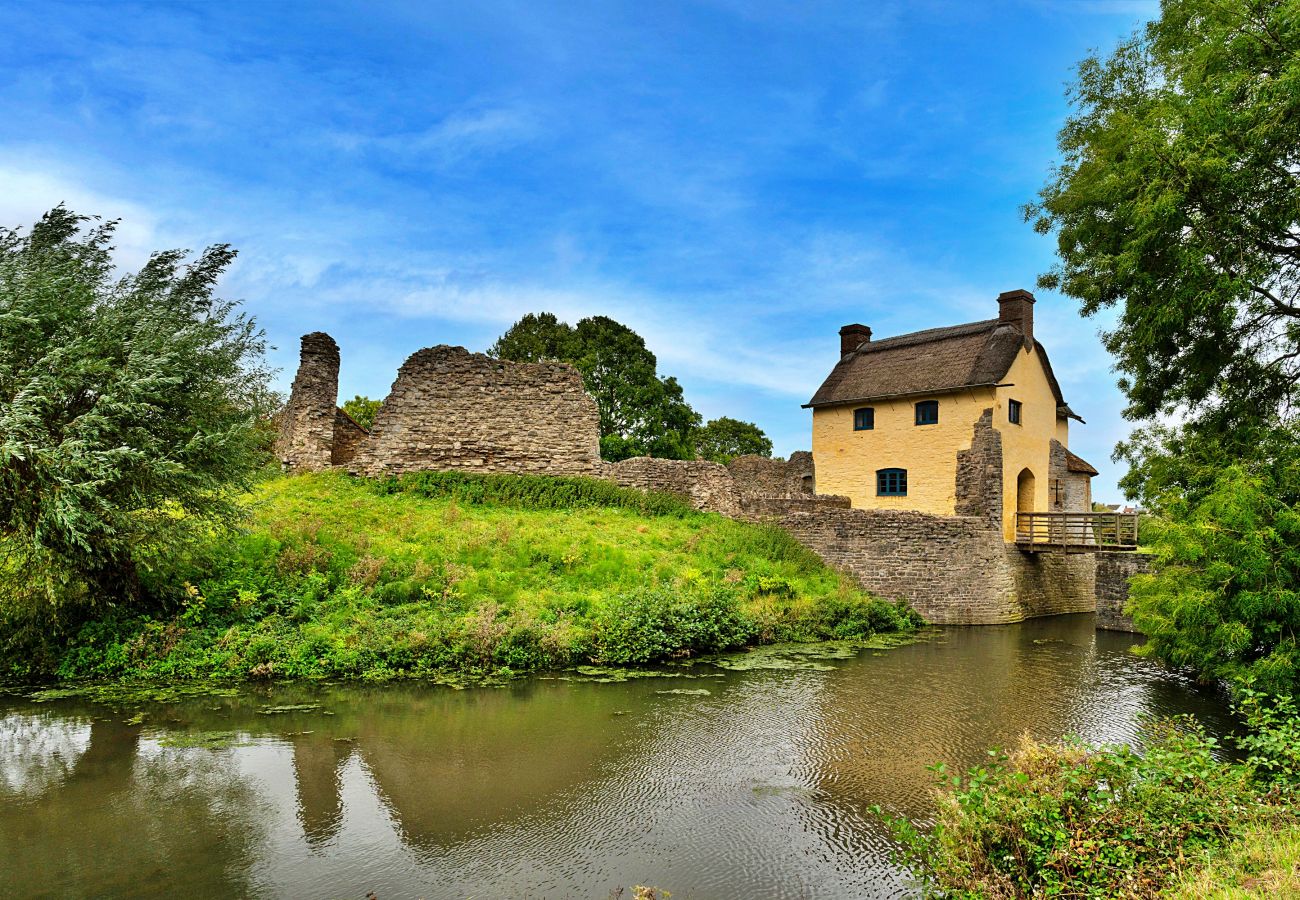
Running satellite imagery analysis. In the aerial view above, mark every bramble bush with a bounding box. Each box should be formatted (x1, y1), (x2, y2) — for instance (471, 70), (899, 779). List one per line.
(890, 695), (1300, 900)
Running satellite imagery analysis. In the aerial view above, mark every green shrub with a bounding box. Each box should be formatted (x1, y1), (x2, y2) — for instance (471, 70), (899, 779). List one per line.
(892, 698), (1300, 899)
(893, 719), (1250, 899)
(595, 584), (756, 664)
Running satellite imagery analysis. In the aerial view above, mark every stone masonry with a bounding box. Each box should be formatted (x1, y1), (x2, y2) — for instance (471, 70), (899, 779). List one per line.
(351, 346), (602, 477)
(276, 333), (342, 472)
(1096, 552), (1152, 632)
(954, 409), (1003, 525)
(776, 508), (1023, 624)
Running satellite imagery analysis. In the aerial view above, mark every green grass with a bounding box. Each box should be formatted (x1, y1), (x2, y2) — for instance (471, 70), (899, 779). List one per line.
(20, 471), (918, 683)
(1164, 825), (1300, 899)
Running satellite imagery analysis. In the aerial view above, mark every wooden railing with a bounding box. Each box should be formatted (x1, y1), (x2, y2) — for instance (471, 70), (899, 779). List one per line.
(1015, 512), (1139, 551)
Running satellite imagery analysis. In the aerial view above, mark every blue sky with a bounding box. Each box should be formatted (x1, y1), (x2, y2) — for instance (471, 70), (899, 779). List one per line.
(0, 0), (1157, 500)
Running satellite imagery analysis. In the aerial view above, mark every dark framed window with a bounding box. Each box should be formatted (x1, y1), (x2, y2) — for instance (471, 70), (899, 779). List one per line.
(853, 407), (875, 430)
(877, 468), (908, 496)
(914, 400), (939, 425)
(1008, 399), (1022, 425)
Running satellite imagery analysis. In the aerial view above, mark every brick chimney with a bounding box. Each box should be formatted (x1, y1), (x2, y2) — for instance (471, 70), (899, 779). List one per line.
(997, 289), (1035, 348)
(839, 323), (872, 356)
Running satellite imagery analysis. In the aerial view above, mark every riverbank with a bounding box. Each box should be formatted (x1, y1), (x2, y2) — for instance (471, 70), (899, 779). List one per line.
(894, 691), (1300, 899)
(0, 616), (1230, 897)
(0, 471), (919, 683)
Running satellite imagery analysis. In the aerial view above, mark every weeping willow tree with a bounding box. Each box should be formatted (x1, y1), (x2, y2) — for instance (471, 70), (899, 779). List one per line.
(0, 207), (275, 624)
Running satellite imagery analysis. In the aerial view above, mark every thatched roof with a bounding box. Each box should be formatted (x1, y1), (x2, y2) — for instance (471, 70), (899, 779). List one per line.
(804, 318), (1082, 422)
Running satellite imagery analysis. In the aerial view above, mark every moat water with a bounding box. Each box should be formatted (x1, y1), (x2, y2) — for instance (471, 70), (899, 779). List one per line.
(1, 614), (1235, 899)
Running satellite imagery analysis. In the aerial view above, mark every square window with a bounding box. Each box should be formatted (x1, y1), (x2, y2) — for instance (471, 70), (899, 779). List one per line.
(1009, 399), (1022, 425)
(915, 400), (939, 425)
(877, 468), (908, 496)
(854, 407), (874, 430)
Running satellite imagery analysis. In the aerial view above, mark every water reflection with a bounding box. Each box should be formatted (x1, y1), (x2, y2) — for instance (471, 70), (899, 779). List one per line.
(0, 615), (1234, 899)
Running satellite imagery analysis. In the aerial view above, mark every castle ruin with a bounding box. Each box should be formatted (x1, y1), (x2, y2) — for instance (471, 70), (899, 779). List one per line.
(275, 332), (1140, 629)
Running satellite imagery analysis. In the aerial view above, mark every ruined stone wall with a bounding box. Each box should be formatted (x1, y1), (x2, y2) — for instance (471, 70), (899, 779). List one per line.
(331, 410), (369, 467)
(276, 332), (341, 472)
(352, 346), (602, 477)
(739, 495), (852, 519)
(772, 506), (1102, 625)
(725, 454), (816, 500)
(602, 457), (743, 516)
(955, 409), (1003, 526)
(1096, 552), (1151, 632)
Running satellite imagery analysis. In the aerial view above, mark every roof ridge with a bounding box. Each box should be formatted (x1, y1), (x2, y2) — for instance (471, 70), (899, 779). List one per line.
(854, 318), (999, 354)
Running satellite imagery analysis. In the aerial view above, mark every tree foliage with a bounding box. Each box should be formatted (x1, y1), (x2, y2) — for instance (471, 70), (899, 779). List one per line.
(1030, 0), (1300, 695)
(341, 394), (381, 431)
(0, 207), (273, 614)
(694, 416), (773, 464)
(1127, 435), (1300, 696)
(1026, 0), (1300, 423)
(489, 312), (702, 461)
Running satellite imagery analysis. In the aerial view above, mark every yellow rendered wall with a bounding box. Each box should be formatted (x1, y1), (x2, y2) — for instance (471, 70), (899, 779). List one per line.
(995, 345), (1064, 541)
(811, 387), (996, 517)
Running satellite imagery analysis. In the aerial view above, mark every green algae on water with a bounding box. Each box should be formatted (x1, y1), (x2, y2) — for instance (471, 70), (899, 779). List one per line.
(157, 730), (251, 750)
(25, 682), (242, 707)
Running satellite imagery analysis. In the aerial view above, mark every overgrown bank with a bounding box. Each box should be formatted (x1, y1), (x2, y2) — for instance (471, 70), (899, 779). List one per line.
(0, 471), (919, 682)
(890, 693), (1300, 899)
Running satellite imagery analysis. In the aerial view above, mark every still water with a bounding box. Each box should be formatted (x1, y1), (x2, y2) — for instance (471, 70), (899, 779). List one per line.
(1, 615), (1234, 899)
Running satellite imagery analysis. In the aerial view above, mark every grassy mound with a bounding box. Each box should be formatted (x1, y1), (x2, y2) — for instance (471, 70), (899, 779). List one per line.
(26, 471), (918, 682)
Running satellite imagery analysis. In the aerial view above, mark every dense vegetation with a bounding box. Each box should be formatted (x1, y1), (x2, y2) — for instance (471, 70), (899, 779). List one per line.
(0, 208), (273, 621)
(892, 694), (1300, 899)
(904, 2), (1300, 895)
(1, 471), (919, 683)
(1027, 0), (1300, 695)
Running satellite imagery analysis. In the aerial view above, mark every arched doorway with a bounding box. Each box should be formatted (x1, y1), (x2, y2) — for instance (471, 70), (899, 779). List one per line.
(1016, 468), (1035, 539)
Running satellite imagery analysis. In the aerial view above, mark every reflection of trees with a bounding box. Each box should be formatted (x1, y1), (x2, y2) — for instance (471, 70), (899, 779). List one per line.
(0, 711), (91, 795)
(0, 715), (269, 897)
(290, 681), (639, 850)
(806, 615), (1230, 823)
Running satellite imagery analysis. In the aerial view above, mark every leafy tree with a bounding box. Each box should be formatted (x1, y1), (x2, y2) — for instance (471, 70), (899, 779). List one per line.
(490, 312), (701, 461)
(1026, 0), (1300, 425)
(342, 395), (381, 431)
(1127, 444), (1300, 697)
(1028, 0), (1300, 694)
(0, 207), (273, 614)
(694, 416), (773, 464)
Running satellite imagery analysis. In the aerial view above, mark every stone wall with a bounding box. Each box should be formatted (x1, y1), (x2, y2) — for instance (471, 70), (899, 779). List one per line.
(276, 333), (341, 472)
(776, 508), (1022, 624)
(954, 409), (1003, 526)
(352, 345), (602, 477)
(331, 410), (369, 467)
(1096, 552), (1151, 632)
(1006, 550), (1097, 619)
(740, 495), (852, 519)
(1048, 439), (1068, 510)
(726, 453), (816, 500)
(602, 457), (743, 516)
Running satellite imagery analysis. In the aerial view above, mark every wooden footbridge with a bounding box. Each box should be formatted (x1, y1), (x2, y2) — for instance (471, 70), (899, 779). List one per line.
(1015, 512), (1139, 553)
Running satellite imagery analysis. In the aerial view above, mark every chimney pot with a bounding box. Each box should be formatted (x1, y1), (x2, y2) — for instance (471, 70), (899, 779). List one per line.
(839, 323), (872, 356)
(997, 289), (1035, 348)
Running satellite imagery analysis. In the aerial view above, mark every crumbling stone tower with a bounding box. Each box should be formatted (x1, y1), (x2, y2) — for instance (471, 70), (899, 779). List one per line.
(276, 332), (341, 471)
